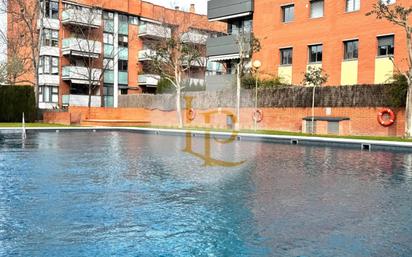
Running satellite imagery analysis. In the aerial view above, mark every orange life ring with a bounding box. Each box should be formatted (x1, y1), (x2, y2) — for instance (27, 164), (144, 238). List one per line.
(253, 109), (263, 123)
(187, 108), (196, 121)
(377, 108), (395, 127)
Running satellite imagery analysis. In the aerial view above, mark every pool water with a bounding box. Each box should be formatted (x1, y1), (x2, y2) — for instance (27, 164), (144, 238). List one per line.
(0, 131), (411, 257)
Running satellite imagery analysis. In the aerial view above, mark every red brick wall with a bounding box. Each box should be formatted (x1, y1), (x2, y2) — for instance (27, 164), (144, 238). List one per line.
(43, 112), (72, 126)
(48, 106), (405, 137)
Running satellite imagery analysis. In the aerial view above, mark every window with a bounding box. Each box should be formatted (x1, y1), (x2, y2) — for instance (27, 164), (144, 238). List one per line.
(39, 86), (58, 103)
(103, 33), (113, 45)
(228, 17), (253, 35)
(118, 60), (128, 71)
(377, 35), (394, 56)
(310, 0), (324, 18)
(309, 44), (323, 63)
(118, 35), (128, 47)
(280, 48), (293, 65)
(119, 14), (128, 23)
(129, 16), (139, 25)
(282, 5), (294, 23)
(346, 0), (360, 12)
(42, 29), (59, 47)
(39, 56), (59, 74)
(41, 0), (59, 19)
(103, 58), (114, 70)
(344, 40), (358, 60)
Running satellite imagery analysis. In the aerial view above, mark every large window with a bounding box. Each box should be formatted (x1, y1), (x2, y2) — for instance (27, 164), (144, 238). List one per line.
(118, 60), (128, 72)
(377, 35), (394, 56)
(346, 0), (360, 12)
(310, 0), (324, 18)
(282, 4), (294, 23)
(344, 40), (358, 60)
(41, 0), (59, 19)
(228, 17), (253, 35)
(118, 35), (128, 47)
(39, 86), (58, 103)
(309, 44), (323, 63)
(42, 29), (59, 47)
(280, 48), (293, 65)
(39, 56), (59, 75)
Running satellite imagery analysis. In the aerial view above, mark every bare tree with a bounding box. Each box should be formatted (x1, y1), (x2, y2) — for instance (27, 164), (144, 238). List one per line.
(367, 1), (412, 137)
(145, 22), (208, 128)
(233, 32), (261, 130)
(2, 0), (44, 106)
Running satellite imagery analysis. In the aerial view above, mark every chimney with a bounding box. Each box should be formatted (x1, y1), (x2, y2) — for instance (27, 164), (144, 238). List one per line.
(175, 6), (179, 10)
(189, 4), (195, 13)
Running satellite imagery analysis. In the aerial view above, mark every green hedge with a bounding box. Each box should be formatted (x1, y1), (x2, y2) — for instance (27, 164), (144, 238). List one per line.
(0, 86), (36, 122)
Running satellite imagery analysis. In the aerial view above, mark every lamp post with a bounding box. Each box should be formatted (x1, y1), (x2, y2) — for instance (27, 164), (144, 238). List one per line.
(252, 60), (261, 131)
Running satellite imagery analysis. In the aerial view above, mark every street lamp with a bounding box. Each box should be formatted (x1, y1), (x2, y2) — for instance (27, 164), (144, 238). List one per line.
(252, 60), (261, 131)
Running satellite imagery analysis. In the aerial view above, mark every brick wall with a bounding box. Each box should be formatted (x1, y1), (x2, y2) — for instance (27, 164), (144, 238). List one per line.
(45, 106), (405, 137)
(43, 112), (72, 126)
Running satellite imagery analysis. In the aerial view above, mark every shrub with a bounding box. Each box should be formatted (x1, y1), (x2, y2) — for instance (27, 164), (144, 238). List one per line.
(0, 85), (36, 122)
(241, 75), (284, 89)
(156, 78), (174, 94)
(385, 73), (408, 107)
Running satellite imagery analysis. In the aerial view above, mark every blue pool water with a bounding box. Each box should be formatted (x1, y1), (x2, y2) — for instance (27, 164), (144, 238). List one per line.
(0, 131), (411, 257)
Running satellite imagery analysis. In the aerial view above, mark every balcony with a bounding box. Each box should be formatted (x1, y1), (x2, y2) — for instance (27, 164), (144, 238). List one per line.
(62, 66), (101, 84)
(138, 49), (157, 61)
(208, 0), (253, 21)
(138, 23), (171, 39)
(62, 94), (101, 107)
(62, 8), (102, 28)
(39, 74), (59, 85)
(62, 38), (102, 58)
(138, 74), (160, 87)
(181, 31), (208, 45)
(206, 33), (251, 61)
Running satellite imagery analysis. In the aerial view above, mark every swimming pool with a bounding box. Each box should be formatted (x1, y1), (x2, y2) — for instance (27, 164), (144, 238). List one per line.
(0, 131), (411, 256)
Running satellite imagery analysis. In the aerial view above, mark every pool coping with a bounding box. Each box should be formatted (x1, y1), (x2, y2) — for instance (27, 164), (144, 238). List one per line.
(1, 126), (412, 151)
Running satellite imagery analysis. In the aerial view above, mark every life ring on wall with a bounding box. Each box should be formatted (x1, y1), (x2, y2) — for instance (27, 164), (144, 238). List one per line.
(253, 109), (263, 123)
(377, 108), (395, 127)
(187, 108), (196, 121)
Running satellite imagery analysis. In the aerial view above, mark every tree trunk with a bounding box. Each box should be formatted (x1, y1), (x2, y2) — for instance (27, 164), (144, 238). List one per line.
(176, 84), (183, 128)
(235, 63), (241, 131)
(88, 86), (92, 109)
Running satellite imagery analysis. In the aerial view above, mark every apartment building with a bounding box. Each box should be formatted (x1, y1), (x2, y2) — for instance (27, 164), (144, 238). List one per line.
(206, 0), (409, 86)
(8, 0), (224, 109)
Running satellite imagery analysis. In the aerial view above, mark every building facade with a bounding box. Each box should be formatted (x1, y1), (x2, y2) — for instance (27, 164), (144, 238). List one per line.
(206, 0), (410, 86)
(8, 0), (224, 109)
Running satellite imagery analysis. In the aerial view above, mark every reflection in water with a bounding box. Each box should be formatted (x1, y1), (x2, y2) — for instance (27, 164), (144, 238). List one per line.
(0, 131), (411, 257)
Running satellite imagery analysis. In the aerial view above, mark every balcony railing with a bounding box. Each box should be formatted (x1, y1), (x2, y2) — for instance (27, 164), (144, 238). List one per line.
(62, 8), (102, 28)
(62, 94), (101, 107)
(206, 33), (251, 60)
(138, 23), (171, 39)
(138, 74), (160, 87)
(138, 49), (157, 61)
(181, 31), (208, 45)
(62, 38), (102, 58)
(62, 66), (101, 84)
